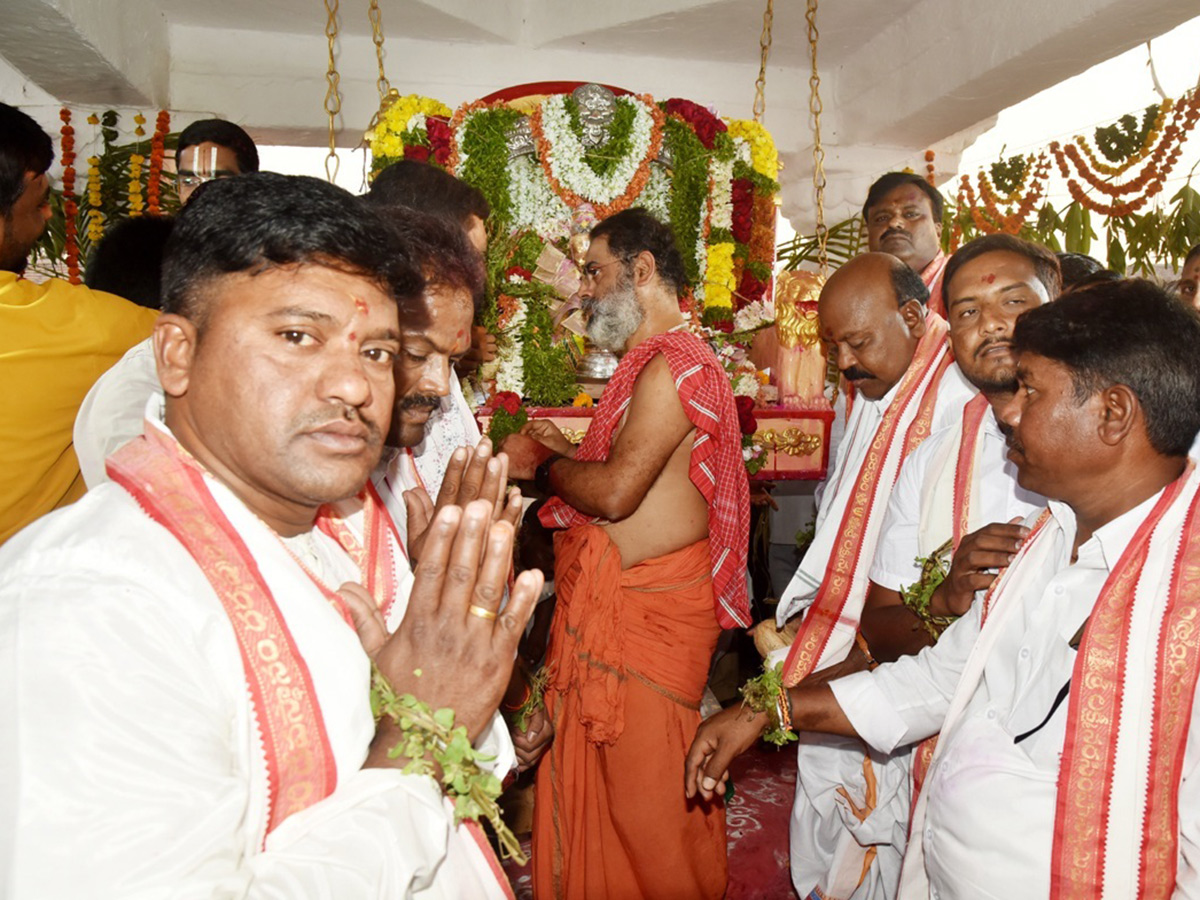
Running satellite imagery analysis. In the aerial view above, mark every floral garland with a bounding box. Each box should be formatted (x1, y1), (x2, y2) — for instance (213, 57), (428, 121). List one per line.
(59, 108), (80, 283)
(726, 118), (779, 181)
(128, 153), (145, 217)
(1047, 90), (1199, 218)
(958, 153), (1052, 235)
(529, 93), (664, 218)
(146, 110), (169, 216)
(366, 93), (452, 169)
(85, 155), (105, 242)
(361, 88), (780, 422)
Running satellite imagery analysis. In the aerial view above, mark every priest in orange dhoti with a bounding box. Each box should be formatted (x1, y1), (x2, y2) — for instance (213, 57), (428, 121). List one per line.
(502, 208), (750, 900)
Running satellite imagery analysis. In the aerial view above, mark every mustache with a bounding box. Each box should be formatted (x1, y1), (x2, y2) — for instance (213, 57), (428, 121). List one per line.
(301, 406), (382, 442)
(881, 228), (910, 242)
(399, 394), (440, 412)
(975, 337), (1012, 359)
(842, 366), (875, 382)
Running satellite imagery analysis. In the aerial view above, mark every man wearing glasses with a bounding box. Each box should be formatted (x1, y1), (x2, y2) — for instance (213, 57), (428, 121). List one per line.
(175, 118), (259, 204)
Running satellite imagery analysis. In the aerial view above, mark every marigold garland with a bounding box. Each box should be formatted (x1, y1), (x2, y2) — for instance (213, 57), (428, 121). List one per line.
(146, 110), (170, 216)
(85, 155), (105, 242)
(1047, 90), (1199, 217)
(128, 153), (145, 217)
(59, 108), (80, 283)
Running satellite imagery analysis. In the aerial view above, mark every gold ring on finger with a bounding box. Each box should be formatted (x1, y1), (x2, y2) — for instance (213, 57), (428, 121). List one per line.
(468, 604), (498, 621)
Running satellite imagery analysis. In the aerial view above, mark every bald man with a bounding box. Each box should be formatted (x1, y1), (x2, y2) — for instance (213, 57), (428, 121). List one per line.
(771, 253), (973, 900)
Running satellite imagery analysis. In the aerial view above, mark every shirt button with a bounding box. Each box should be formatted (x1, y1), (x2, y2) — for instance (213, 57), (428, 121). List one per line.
(986, 709), (997, 720)
(1054, 585), (1065, 595)
(1020, 647), (1031, 659)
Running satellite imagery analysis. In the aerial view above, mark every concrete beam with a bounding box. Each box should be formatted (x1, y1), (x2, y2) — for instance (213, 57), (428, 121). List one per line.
(0, 0), (167, 106)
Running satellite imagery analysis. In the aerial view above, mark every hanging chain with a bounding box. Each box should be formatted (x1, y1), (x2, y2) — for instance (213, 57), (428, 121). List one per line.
(806, 0), (828, 275)
(369, 0), (390, 101)
(752, 0), (774, 123)
(323, 0), (342, 183)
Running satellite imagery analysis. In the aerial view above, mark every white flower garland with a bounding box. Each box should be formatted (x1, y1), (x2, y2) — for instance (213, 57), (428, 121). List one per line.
(538, 95), (655, 205)
(493, 294), (528, 397)
(734, 298), (775, 333)
(508, 155), (572, 240)
(640, 163), (672, 224)
(709, 156), (734, 232)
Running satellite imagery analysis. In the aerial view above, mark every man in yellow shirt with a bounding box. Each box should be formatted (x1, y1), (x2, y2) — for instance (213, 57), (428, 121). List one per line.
(0, 103), (157, 543)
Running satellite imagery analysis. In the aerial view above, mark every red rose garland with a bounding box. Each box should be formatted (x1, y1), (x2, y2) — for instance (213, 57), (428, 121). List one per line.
(663, 98), (726, 149)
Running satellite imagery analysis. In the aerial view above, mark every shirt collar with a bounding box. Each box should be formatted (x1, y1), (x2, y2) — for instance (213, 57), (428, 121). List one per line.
(1047, 486), (1167, 572)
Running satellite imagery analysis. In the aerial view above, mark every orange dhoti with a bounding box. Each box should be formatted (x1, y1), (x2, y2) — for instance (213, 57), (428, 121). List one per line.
(532, 525), (726, 900)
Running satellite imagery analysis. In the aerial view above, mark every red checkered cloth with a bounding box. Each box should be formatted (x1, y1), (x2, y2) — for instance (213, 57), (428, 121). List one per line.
(540, 330), (751, 628)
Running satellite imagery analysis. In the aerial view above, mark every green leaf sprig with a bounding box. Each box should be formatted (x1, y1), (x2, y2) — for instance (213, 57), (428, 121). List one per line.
(740, 661), (797, 747)
(370, 667), (526, 863)
(899, 537), (958, 639)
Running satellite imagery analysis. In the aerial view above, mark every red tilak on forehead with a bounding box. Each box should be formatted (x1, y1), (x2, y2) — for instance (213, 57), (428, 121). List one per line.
(349, 332), (357, 341)
(982, 273), (996, 283)
(352, 295), (369, 315)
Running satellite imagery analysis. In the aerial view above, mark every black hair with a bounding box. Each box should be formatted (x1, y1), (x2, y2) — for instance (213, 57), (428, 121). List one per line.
(1055, 252), (1106, 289)
(366, 160), (490, 227)
(862, 172), (943, 222)
(0, 103), (54, 217)
(392, 208), (486, 315)
(176, 119), (259, 174)
(1011, 278), (1200, 457)
(590, 207), (689, 296)
(889, 258), (929, 308)
(943, 234), (1062, 307)
(161, 172), (424, 329)
(84, 216), (176, 310)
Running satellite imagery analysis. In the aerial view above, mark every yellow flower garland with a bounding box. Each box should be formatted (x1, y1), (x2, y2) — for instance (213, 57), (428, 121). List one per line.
(368, 94), (452, 161)
(726, 119), (779, 181)
(128, 153), (145, 217)
(705, 242), (737, 309)
(86, 155), (104, 242)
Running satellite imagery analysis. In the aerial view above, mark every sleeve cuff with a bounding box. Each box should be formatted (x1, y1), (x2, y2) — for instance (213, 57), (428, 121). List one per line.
(829, 671), (913, 755)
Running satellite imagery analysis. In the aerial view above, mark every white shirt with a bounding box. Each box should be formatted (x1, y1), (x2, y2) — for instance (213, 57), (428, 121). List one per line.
(832, 492), (1200, 899)
(73, 336), (159, 488)
(0, 434), (510, 898)
(778, 362), (974, 624)
(869, 405), (1044, 591)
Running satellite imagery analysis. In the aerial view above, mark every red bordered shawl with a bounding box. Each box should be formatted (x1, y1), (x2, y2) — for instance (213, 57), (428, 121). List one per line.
(910, 391), (993, 805)
(922, 250), (950, 320)
(782, 315), (953, 686)
(540, 330), (751, 628)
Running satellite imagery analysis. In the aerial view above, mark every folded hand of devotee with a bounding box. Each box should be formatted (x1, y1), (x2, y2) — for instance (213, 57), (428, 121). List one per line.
(337, 581), (388, 658)
(929, 517), (1030, 617)
(404, 436), (522, 561)
(368, 500), (544, 752)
